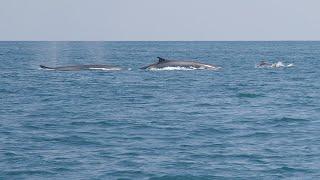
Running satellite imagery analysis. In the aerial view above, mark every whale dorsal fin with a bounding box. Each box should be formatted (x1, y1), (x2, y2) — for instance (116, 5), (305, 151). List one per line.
(157, 57), (167, 63)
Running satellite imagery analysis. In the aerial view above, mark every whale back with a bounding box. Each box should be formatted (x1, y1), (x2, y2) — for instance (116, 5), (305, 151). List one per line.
(140, 57), (220, 70)
(40, 64), (122, 71)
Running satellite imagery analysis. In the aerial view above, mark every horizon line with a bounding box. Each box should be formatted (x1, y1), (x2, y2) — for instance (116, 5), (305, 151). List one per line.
(1, 40), (320, 42)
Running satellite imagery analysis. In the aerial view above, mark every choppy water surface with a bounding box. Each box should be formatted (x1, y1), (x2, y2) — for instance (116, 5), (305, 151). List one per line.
(1, 42), (320, 179)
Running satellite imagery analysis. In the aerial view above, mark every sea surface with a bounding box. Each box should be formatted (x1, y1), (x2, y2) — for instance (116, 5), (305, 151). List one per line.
(0, 41), (320, 179)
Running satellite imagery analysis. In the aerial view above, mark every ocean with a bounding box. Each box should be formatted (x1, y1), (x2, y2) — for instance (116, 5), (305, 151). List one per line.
(0, 41), (319, 179)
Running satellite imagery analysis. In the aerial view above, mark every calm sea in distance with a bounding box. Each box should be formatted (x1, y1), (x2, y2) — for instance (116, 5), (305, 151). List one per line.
(1, 41), (319, 179)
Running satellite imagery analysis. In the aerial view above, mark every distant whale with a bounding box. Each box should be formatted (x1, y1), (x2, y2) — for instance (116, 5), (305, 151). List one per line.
(141, 57), (221, 70)
(257, 61), (272, 68)
(39, 64), (123, 71)
(256, 61), (294, 68)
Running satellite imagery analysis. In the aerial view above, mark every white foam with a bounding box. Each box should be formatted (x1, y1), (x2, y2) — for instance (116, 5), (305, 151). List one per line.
(149, 67), (196, 71)
(256, 61), (294, 69)
(148, 66), (221, 71)
(272, 62), (285, 68)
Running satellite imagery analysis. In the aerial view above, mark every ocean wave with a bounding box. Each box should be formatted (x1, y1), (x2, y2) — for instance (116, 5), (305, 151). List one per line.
(238, 132), (273, 138)
(237, 92), (263, 98)
(150, 175), (215, 180)
(51, 135), (102, 146)
(194, 103), (215, 107)
(276, 117), (309, 123)
(70, 121), (117, 127)
(4, 170), (55, 176)
(266, 166), (312, 174)
(268, 117), (310, 127)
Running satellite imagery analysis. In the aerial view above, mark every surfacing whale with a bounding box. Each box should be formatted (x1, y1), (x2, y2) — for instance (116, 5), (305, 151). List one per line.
(256, 61), (294, 68)
(39, 64), (122, 71)
(141, 57), (221, 70)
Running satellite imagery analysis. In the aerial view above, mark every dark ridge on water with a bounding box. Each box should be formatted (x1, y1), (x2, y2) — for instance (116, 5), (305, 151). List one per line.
(1, 41), (320, 179)
(237, 92), (264, 98)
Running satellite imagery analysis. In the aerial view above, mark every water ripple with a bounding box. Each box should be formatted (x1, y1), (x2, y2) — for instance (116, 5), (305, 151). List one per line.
(1, 41), (320, 179)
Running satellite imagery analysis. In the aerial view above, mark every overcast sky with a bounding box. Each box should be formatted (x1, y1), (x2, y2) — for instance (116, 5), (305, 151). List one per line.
(1, 0), (320, 41)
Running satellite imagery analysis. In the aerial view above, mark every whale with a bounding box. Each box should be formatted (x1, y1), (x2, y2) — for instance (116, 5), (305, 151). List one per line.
(141, 57), (220, 70)
(256, 61), (294, 68)
(39, 64), (123, 71)
(256, 61), (272, 68)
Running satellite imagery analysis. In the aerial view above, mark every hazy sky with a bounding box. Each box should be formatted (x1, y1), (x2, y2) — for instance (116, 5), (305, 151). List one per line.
(1, 0), (320, 41)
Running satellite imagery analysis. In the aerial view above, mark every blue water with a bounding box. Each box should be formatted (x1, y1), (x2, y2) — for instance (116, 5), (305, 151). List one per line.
(1, 42), (320, 179)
